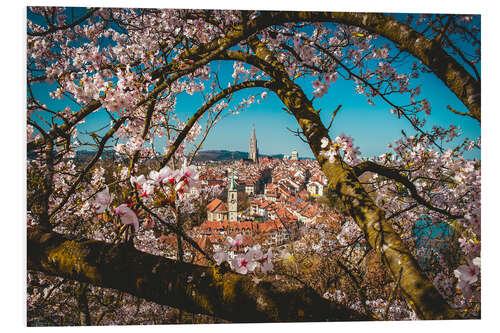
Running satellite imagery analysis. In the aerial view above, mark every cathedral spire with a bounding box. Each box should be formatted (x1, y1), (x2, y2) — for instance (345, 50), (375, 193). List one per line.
(249, 125), (259, 163)
(230, 168), (236, 190)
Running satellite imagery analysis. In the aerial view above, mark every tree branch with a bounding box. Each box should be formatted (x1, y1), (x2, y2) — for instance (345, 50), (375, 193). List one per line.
(28, 8), (98, 37)
(352, 160), (463, 219)
(27, 226), (369, 322)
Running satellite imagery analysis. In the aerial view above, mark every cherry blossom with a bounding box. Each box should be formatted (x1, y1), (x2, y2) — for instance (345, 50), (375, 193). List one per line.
(213, 248), (228, 266)
(226, 234), (243, 247)
(454, 259), (480, 285)
(260, 248), (274, 274)
(114, 204), (139, 230)
(95, 186), (114, 213)
(231, 251), (259, 275)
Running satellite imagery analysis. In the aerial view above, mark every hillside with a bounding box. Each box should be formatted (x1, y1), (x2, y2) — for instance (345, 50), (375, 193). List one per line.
(192, 150), (285, 161)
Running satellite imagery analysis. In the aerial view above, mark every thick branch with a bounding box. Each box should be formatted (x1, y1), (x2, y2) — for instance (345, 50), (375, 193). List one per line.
(27, 226), (368, 322)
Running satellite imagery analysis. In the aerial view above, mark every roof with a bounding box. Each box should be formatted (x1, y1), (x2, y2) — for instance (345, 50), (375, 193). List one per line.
(206, 198), (222, 212)
(202, 221), (224, 230)
(258, 220), (285, 233)
(214, 202), (228, 213)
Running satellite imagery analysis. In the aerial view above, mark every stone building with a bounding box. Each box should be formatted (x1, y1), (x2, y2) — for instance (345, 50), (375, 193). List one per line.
(248, 125), (259, 163)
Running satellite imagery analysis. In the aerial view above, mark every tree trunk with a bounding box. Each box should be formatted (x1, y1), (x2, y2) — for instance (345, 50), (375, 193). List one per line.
(27, 225), (369, 323)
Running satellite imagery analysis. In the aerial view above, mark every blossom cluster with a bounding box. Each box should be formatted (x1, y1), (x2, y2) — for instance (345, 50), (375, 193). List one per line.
(454, 257), (480, 300)
(213, 235), (274, 275)
(130, 164), (200, 200)
(320, 134), (361, 165)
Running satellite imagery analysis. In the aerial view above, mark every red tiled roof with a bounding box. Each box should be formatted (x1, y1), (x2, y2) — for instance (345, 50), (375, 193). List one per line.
(201, 221), (224, 232)
(302, 204), (319, 218)
(214, 202), (228, 213)
(206, 198), (222, 212)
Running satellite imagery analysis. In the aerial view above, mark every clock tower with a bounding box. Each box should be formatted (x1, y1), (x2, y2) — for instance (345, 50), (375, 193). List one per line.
(228, 169), (238, 222)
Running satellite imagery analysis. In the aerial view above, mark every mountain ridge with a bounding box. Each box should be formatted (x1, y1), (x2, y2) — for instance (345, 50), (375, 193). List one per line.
(73, 149), (312, 162)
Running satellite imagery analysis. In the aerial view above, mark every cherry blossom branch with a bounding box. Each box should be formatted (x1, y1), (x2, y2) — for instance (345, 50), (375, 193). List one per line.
(352, 161), (463, 220)
(137, 202), (214, 265)
(28, 99), (102, 152)
(187, 108), (223, 166)
(160, 79), (274, 168)
(28, 8), (98, 37)
(49, 117), (127, 220)
(446, 105), (473, 118)
(275, 11), (481, 121)
(301, 38), (444, 151)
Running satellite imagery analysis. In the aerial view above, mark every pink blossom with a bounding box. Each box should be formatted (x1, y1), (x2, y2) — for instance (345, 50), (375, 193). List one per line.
(213, 248), (228, 265)
(114, 204), (139, 230)
(472, 257), (480, 267)
(95, 186), (114, 213)
(175, 165), (200, 195)
(231, 250), (258, 274)
(148, 170), (163, 184)
(320, 137), (329, 149)
(130, 174), (146, 187)
(260, 248), (273, 274)
(454, 259), (480, 299)
(141, 181), (156, 197)
(226, 234), (243, 247)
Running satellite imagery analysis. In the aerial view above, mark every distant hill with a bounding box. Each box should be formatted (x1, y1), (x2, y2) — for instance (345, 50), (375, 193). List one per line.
(70, 149), (309, 163)
(75, 150), (118, 162)
(192, 150), (285, 161)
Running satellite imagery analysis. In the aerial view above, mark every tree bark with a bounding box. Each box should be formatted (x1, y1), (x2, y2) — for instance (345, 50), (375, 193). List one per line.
(76, 282), (92, 325)
(27, 226), (369, 323)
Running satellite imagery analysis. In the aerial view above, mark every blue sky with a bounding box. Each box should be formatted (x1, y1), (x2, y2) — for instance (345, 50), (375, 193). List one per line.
(176, 67), (481, 159)
(28, 8), (481, 160)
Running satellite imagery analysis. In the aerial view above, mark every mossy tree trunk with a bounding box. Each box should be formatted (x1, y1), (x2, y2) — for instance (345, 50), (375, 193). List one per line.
(28, 225), (369, 323)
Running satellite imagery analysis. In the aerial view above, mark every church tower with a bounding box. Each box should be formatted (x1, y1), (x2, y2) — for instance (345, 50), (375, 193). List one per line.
(228, 169), (238, 222)
(248, 125), (259, 163)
